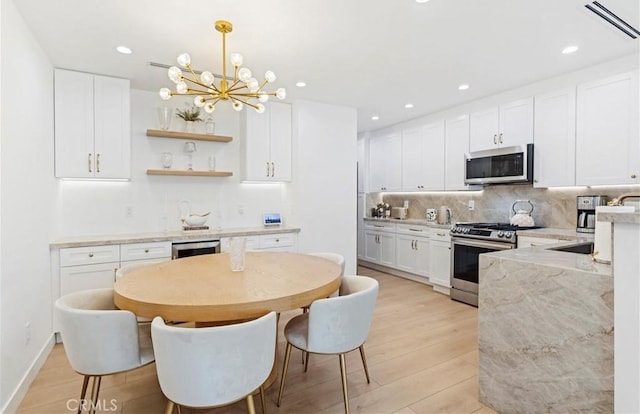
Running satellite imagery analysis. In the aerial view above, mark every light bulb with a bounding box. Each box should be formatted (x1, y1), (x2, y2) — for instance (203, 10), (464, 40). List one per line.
(168, 66), (183, 83)
(230, 53), (243, 67)
(258, 94), (269, 103)
(238, 67), (252, 82)
(200, 71), (215, 85)
(248, 78), (259, 92)
(276, 88), (286, 100)
(159, 88), (172, 100)
(204, 103), (216, 113)
(194, 96), (206, 107)
(176, 81), (188, 94)
(255, 103), (265, 114)
(177, 53), (191, 68)
(233, 101), (244, 111)
(265, 71), (276, 83)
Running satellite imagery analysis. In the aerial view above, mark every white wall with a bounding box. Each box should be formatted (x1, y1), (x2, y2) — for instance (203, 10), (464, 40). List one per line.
(1, 1), (57, 411)
(292, 101), (358, 273)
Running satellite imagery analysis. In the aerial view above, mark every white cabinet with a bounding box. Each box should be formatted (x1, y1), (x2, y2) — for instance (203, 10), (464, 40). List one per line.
(221, 232), (297, 252)
(369, 132), (401, 192)
(357, 138), (366, 193)
(517, 236), (562, 248)
(120, 241), (171, 264)
(357, 194), (365, 259)
(395, 224), (430, 277)
(242, 101), (292, 181)
(444, 114), (470, 191)
(363, 222), (396, 267)
(402, 121), (445, 191)
(59, 245), (120, 296)
(576, 71), (640, 186)
(533, 88), (577, 188)
(54, 69), (130, 179)
(469, 97), (533, 152)
(429, 228), (451, 288)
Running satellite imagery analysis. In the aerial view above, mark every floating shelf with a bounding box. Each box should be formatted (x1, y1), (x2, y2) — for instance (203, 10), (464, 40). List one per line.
(146, 129), (233, 143)
(146, 169), (233, 177)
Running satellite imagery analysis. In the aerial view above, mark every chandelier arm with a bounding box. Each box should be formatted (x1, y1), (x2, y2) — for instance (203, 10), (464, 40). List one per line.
(230, 96), (259, 110)
(227, 83), (249, 93)
(182, 76), (221, 94)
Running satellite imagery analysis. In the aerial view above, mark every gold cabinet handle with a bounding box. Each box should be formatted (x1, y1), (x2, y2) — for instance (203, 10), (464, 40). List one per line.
(88, 153), (92, 173)
(632, 174), (637, 179)
(493, 134), (497, 144)
(499, 133), (503, 144)
(144, 249), (149, 253)
(271, 162), (275, 177)
(266, 162), (270, 177)
(88, 253), (94, 258)
(96, 153), (100, 173)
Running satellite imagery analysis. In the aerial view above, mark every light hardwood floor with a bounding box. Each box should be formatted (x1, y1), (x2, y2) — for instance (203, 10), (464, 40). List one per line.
(17, 266), (497, 414)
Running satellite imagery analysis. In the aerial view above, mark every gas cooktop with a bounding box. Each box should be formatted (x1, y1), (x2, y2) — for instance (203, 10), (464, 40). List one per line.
(450, 222), (542, 243)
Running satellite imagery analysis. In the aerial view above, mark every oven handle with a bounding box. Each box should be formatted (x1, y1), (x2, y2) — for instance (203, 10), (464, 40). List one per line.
(451, 237), (514, 250)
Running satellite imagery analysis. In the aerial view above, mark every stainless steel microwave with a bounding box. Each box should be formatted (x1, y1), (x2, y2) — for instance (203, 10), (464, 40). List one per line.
(464, 144), (533, 185)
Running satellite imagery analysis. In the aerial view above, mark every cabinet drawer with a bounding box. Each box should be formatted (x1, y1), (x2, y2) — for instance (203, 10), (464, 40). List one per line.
(430, 228), (451, 242)
(260, 233), (295, 249)
(364, 222), (397, 233)
(121, 241), (171, 262)
(60, 262), (118, 296)
(396, 223), (430, 237)
(60, 245), (120, 267)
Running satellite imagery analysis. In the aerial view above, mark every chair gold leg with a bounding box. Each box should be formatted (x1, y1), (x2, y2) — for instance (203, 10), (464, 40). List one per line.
(164, 400), (175, 414)
(359, 345), (371, 383)
(78, 376), (89, 414)
(259, 385), (267, 414)
(88, 376), (102, 414)
(339, 353), (350, 414)
(277, 342), (293, 407)
(247, 394), (256, 414)
(304, 350), (310, 372)
(176, 404), (182, 414)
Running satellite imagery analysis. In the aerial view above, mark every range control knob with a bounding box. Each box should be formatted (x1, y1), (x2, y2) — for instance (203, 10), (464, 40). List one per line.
(505, 232), (513, 239)
(497, 231), (504, 237)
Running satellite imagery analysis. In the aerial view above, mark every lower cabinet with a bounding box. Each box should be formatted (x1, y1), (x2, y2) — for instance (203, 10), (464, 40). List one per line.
(395, 225), (430, 277)
(429, 228), (452, 288)
(363, 222), (397, 267)
(517, 236), (561, 248)
(220, 232), (298, 252)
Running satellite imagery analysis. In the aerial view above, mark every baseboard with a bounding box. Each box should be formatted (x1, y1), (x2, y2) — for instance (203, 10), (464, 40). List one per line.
(358, 260), (451, 296)
(2, 333), (55, 414)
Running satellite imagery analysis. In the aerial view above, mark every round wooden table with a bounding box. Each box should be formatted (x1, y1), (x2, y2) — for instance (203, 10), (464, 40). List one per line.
(113, 251), (342, 323)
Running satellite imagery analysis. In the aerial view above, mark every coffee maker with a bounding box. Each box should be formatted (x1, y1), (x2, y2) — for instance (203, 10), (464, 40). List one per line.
(576, 195), (608, 233)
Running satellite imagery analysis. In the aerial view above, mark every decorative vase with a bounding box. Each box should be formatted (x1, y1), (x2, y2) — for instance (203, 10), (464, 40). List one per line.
(185, 121), (195, 133)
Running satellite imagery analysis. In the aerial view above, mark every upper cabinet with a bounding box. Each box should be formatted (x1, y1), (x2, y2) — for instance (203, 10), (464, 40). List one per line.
(576, 71), (639, 186)
(469, 97), (533, 152)
(241, 101), (292, 182)
(357, 138), (366, 193)
(54, 69), (130, 179)
(533, 88), (577, 188)
(444, 114), (470, 191)
(369, 132), (402, 192)
(402, 121), (445, 191)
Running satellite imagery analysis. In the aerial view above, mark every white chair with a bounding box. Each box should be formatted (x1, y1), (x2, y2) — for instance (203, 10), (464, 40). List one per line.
(277, 275), (379, 414)
(116, 260), (169, 323)
(308, 252), (346, 277)
(151, 311), (277, 414)
(55, 288), (155, 414)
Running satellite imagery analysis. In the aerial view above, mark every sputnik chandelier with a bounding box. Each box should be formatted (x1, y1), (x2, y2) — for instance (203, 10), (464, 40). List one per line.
(159, 20), (286, 113)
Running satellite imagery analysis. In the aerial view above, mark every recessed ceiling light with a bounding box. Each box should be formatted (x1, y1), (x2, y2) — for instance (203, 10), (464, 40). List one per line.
(116, 46), (132, 55)
(458, 84), (470, 90)
(404, 103), (414, 109)
(562, 45), (579, 54)
(295, 81), (307, 88)
(371, 115), (379, 121)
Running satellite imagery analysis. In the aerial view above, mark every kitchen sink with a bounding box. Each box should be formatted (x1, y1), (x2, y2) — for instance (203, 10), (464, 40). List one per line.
(548, 242), (594, 255)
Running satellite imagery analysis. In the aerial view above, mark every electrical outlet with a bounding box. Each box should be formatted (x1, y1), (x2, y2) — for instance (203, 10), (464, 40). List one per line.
(238, 203), (245, 215)
(25, 322), (31, 345)
(468, 200), (475, 211)
(125, 205), (134, 218)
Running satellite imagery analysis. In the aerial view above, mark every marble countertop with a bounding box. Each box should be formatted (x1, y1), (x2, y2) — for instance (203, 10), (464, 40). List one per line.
(516, 227), (594, 241)
(598, 210), (640, 224)
(363, 217), (451, 229)
(50, 226), (301, 249)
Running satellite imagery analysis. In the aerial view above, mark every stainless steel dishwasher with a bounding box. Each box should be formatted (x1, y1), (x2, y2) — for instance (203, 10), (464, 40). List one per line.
(171, 240), (221, 259)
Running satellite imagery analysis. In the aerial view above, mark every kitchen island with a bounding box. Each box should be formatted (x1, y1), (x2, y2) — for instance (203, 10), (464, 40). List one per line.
(478, 243), (613, 412)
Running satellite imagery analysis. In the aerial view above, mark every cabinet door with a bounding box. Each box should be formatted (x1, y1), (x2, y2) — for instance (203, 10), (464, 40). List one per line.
(269, 102), (292, 181)
(499, 97), (534, 148)
(444, 115), (470, 191)
(369, 133), (401, 191)
(421, 121), (445, 190)
(243, 108), (271, 180)
(395, 234), (417, 272)
(93, 75), (131, 179)
(54, 69), (95, 178)
(60, 262), (118, 297)
(534, 88), (576, 187)
(414, 237), (430, 277)
(576, 71), (640, 186)
(364, 231), (381, 263)
(430, 241), (451, 287)
(378, 232), (396, 267)
(357, 194), (365, 259)
(357, 138), (366, 193)
(401, 127), (423, 191)
(469, 107), (499, 152)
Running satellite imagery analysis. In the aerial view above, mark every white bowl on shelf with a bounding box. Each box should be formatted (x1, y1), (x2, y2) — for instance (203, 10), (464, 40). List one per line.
(183, 213), (210, 227)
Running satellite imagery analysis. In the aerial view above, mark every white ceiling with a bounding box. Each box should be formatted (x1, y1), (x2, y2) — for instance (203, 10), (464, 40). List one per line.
(13, 0), (640, 133)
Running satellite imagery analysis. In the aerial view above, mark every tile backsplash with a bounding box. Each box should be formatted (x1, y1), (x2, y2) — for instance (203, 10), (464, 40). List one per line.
(371, 185), (640, 229)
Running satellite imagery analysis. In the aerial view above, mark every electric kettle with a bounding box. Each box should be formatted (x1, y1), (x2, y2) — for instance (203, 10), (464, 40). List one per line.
(437, 206), (452, 225)
(510, 200), (535, 227)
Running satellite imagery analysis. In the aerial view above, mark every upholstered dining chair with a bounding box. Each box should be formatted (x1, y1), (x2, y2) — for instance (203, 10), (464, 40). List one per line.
(115, 260), (169, 323)
(55, 288), (155, 414)
(277, 275), (379, 414)
(151, 311), (277, 414)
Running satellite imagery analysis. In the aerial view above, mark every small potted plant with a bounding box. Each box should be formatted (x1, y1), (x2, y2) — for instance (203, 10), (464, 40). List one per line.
(175, 104), (202, 133)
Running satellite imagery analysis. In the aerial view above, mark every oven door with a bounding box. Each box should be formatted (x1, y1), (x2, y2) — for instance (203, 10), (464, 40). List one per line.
(450, 237), (513, 294)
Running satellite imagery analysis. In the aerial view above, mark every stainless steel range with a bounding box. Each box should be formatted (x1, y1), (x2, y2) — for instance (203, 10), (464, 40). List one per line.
(449, 222), (539, 306)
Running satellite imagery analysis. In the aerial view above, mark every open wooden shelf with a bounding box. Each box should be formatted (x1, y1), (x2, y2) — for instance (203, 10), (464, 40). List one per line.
(146, 129), (233, 143)
(146, 169), (233, 177)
